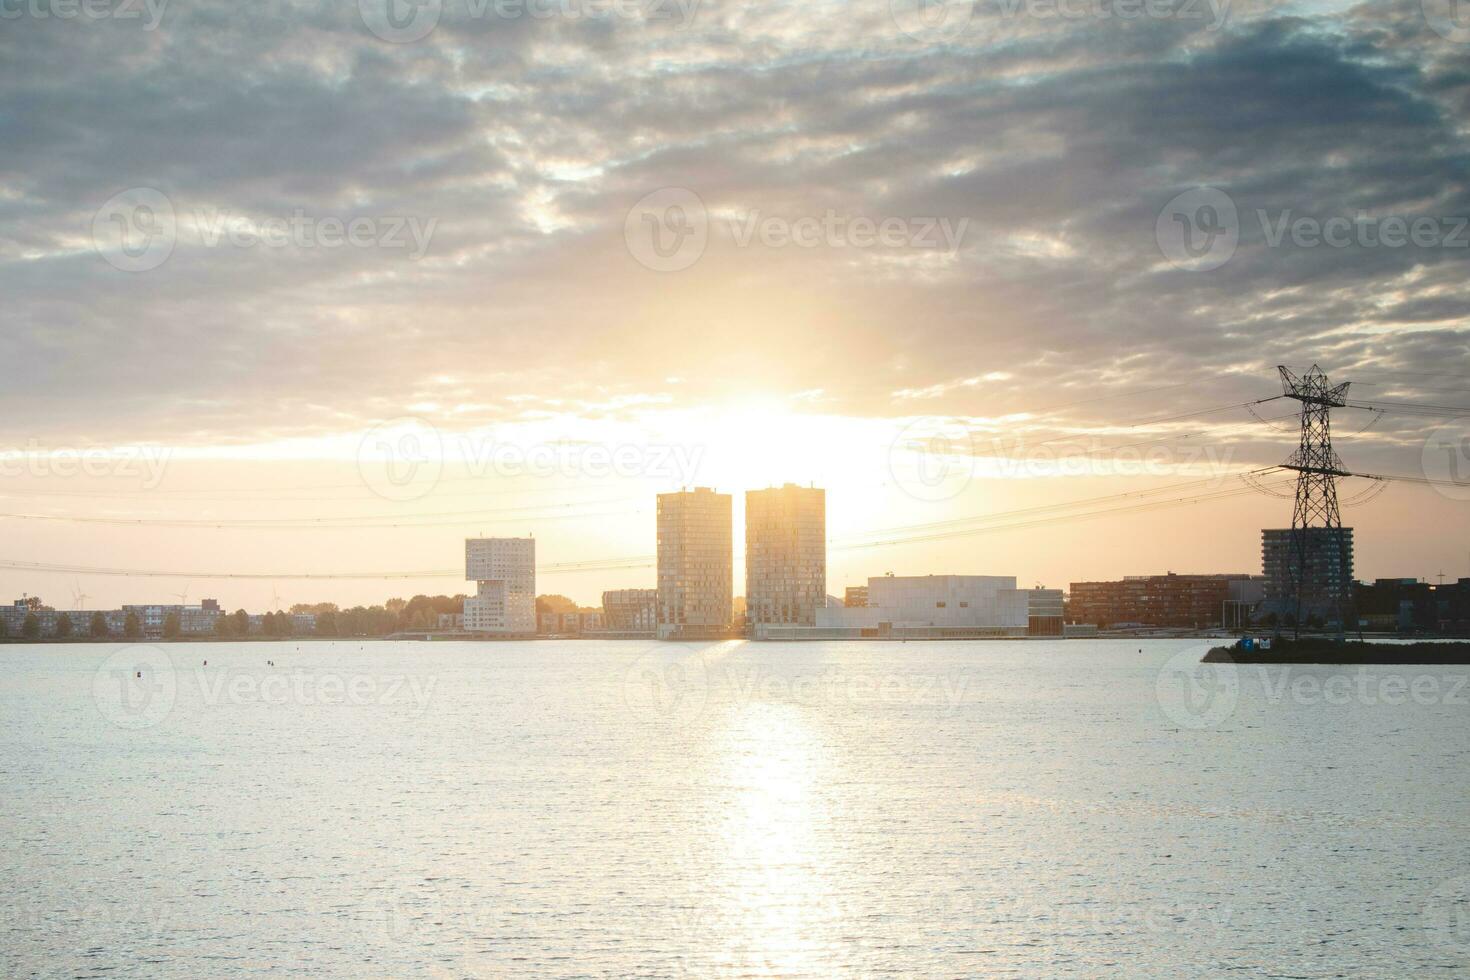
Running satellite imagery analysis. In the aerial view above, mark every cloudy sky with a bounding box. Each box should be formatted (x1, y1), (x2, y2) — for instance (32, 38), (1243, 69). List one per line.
(2, 0), (1469, 607)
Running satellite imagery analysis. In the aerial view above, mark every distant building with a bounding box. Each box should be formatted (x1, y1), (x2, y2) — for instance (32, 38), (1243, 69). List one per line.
(602, 589), (657, 633)
(536, 610), (602, 635)
(1, 599), (219, 638)
(656, 488), (732, 640)
(437, 613), (464, 630)
(1066, 573), (1255, 629)
(1354, 577), (1470, 633)
(1026, 588), (1065, 636)
(753, 574), (1033, 639)
(464, 537), (536, 635)
(745, 484), (826, 629)
(844, 586), (868, 608)
(1261, 527), (1354, 624)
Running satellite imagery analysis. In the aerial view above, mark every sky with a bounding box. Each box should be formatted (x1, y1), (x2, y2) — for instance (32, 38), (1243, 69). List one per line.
(1, 0), (1469, 609)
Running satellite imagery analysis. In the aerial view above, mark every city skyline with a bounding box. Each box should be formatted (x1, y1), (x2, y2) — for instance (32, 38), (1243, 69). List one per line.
(4, 2), (1470, 611)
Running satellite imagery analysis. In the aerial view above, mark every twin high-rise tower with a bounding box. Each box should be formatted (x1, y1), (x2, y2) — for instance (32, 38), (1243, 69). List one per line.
(656, 484), (826, 640)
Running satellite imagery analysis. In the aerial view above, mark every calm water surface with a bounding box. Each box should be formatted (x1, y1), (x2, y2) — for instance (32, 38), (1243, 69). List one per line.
(2, 639), (1468, 977)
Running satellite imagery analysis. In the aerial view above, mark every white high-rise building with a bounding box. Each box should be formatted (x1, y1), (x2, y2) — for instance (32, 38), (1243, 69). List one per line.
(464, 536), (535, 634)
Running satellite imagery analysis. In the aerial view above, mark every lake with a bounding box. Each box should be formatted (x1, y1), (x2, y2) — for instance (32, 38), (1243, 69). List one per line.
(2, 639), (1467, 977)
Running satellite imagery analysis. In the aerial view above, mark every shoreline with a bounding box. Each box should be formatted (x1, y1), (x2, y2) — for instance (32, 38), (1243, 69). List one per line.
(1204, 639), (1470, 665)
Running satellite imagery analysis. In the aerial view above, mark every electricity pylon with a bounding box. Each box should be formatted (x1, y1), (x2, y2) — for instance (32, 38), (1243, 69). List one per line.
(1278, 365), (1354, 641)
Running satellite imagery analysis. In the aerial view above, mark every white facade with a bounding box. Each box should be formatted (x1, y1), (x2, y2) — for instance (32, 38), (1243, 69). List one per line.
(815, 575), (1029, 631)
(464, 537), (535, 634)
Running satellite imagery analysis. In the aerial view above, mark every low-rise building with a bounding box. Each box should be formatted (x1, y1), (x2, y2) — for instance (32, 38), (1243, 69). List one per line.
(1066, 573), (1255, 629)
(602, 589), (657, 633)
(756, 574), (1035, 639)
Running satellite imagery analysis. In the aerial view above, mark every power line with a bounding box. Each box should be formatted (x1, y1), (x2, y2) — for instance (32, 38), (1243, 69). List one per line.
(0, 499), (641, 529)
(0, 471), (1296, 581)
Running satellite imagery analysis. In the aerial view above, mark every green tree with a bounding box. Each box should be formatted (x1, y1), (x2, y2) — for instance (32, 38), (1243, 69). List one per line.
(22, 612), (40, 639)
(232, 609), (250, 635)
(89, 612), (110, 639)
(54, 614), (73, 639)
(214, 613), (234, 638)
(536, 594), (578, 615)
(162, 612), (182, 639)
(124, 612), (142, 639)
(315, 609), (338, 636)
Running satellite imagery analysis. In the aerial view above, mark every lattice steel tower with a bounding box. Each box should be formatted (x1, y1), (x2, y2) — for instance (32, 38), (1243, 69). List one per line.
(1278, 365), (1353, 640)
